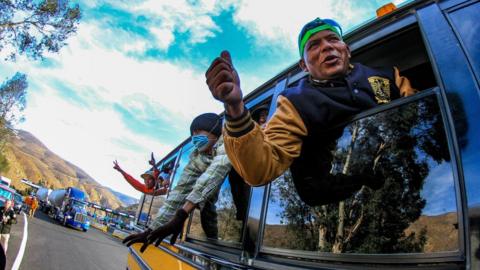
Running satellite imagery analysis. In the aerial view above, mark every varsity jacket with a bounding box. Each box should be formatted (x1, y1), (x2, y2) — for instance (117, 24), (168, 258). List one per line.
(223, 63), (416, 204)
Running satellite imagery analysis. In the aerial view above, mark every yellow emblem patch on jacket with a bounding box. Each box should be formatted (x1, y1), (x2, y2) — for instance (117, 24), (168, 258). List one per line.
(368, 76), (391, 104)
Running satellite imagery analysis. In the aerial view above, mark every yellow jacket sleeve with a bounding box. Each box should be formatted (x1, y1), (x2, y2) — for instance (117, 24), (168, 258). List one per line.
(223, 96), (307, 186)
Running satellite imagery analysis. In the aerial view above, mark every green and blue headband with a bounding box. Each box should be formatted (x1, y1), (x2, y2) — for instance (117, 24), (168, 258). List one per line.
(298, 18), (343, 57)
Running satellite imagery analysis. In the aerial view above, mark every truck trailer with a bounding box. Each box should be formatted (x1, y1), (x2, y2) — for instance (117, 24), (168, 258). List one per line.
(36, 187), (52, 212)
(48, 187), (90, 232)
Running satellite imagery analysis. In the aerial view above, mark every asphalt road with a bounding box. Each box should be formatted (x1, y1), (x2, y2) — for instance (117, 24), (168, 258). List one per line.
(6, 211), (128, 270)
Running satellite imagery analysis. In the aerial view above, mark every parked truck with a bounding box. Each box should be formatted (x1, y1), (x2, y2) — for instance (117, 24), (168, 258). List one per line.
(36, 187), (52, 212)
(47, 187), (90, 232)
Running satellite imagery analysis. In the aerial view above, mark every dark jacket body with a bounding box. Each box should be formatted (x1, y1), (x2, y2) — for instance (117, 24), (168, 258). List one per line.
(282, 63), (400, 205)
(0, 206), (17, 234)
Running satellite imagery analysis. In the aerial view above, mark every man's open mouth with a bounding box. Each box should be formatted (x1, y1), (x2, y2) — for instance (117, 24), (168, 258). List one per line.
(323, 55), (339, 64)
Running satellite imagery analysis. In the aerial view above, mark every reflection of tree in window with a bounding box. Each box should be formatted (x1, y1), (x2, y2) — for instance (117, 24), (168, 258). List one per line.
(265, 96), (458, 254)
(216, 183), (243, 242)
(189, 179), (243, 243)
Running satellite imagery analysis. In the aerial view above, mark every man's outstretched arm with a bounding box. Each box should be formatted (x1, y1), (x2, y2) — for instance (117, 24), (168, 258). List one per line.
(222, 96), (307, 186)
(113, 160), (152, 194)
(206, 51), (307, 186)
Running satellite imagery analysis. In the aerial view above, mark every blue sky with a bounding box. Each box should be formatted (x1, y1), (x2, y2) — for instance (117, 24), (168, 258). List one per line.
(0, 0), (407, 199)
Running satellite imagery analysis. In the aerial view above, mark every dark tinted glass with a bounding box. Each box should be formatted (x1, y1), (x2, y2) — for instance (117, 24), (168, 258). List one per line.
(263, 95), (459, 254)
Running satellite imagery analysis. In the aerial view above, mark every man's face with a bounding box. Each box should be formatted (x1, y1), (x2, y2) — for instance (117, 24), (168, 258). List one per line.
(299, 30), (351, 80)
(144, 176), (155, 190)
(258, 110), (268, 126)
(4, 200), (11, 209)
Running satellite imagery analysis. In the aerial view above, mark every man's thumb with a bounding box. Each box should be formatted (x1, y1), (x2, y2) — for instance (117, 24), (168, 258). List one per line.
(221, 50), (232, 65)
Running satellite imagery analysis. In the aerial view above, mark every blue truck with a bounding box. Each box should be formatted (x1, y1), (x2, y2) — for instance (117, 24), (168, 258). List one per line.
(48, 187), (90, 232)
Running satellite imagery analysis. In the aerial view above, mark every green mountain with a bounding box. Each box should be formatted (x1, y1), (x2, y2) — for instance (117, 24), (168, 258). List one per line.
(2, 129), (124, 209)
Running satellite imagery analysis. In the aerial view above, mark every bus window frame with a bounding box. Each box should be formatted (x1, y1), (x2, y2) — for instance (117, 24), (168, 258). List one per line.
(255, 5), (468, 265)
(183, 89), (279, 251)
(136, 1), (479, 268)
(258, 87), (465, 265)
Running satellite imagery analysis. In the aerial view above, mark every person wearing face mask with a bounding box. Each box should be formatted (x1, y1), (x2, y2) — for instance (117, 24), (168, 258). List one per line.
(123, 113), (231, 252)
(205, 18), (417, 206)
(113, 153), (169, 196)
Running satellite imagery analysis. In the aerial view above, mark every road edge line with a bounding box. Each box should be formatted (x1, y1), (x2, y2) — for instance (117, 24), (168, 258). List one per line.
(11, 213), (28, 270)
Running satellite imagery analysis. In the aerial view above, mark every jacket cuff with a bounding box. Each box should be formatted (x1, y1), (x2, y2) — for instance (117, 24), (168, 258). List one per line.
(224, 107), (255, 137)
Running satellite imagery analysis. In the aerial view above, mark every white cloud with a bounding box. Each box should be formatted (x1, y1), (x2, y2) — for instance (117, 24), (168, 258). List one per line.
(3, 18), (225, 199)
(231, 0), (372, 52)
(131, 0), (224, 46)
(0, 0), (408, 201)
(149, 27), (175, 50)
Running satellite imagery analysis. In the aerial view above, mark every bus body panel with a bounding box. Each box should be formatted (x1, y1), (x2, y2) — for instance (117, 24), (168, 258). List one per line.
(127, 0), (480, 269)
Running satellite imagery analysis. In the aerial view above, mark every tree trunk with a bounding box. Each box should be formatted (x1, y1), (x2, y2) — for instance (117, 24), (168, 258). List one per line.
(332, 123), (359, 253)
(317, 206), (328, 250)
(332, 201), (345, 253)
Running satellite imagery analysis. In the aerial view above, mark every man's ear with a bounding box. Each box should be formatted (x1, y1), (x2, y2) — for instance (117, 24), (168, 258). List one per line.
(346, 44), (351, 59)
(299, 59), (308, 72)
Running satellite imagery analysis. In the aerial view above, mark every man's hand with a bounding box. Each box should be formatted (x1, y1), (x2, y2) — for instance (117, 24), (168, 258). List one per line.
(141, 209), (189, 252)
(206, 51), (244, 118)
(149, 152), (156, 167)
(113, 160), (122, 171)
(122, 228), (152, 250)
(153, 186), (169, 196)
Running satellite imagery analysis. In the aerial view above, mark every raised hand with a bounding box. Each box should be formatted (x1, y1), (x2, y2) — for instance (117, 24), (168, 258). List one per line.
(149, 152), (156, 167)
(206, 51), (244, 118)
(113, 160), (121, 171)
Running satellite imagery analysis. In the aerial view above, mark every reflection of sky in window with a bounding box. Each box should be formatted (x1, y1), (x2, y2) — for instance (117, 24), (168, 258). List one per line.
(336, 128), (352, 148)
(445, 3), (480, 208)
(421, 162), (457, 216)
(249, 187), (266, 220)
(169, 142), (193, 190)
(265, 184), (283, 225)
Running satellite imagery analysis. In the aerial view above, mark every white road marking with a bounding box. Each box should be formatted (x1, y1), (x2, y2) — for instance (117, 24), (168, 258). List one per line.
(11, 213), (28, 270)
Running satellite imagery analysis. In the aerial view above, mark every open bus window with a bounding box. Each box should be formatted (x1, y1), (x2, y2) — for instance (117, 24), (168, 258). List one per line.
(263, 93), (460, 255)
(137, 194), (153, 226)
(351, 26), (437, 92)
(168, 142), (195, 191)
(186, 102), (271, 244)
(188, 170), (248, 244)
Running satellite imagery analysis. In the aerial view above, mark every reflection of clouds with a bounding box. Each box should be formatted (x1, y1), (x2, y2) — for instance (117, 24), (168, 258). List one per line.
(336, 128), (353, 149)
(422, 162), (457, 215)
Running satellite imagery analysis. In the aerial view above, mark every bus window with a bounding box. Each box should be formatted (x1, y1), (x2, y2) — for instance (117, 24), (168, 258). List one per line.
(263, 93), (460, 256)
(138, 194), (154, 226)
(187, 103), (269, 244)
(188, 170), (249, 244)
(351, 26), (437, 92)
(168, 142), (194, 191)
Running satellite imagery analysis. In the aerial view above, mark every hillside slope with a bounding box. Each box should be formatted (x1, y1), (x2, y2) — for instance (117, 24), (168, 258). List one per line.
(2, 130), (125, 209)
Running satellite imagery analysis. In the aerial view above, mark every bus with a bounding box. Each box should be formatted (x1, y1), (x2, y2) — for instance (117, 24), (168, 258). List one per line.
(0, 175), (12, 187)
(127, 0), (480, 269)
